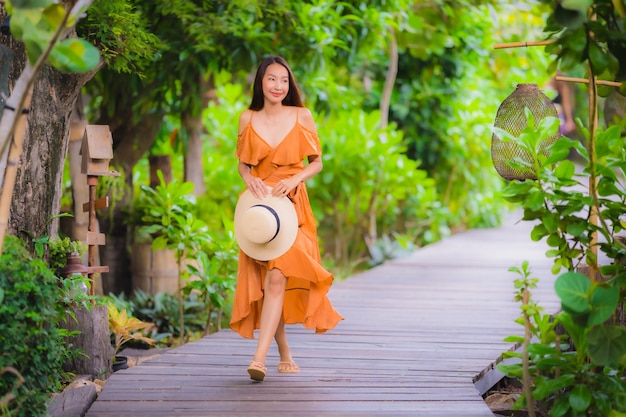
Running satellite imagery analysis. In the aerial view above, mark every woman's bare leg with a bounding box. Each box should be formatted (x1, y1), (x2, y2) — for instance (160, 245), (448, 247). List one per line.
(252, 268), (286, 364)
(275, 317), (300, 372)
(274, 317), (292, 361)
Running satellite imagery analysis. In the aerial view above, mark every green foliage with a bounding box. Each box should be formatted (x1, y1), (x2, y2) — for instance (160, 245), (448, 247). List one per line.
(544, 0), (626, 83)
(107, 302), (155, 358)
(356, 1), (519, 230)
(78, 0), (162, 75)
(500, 264), (626, 416)
(200, 76), (249, 229)
(47, 236), (87, 273)
(311, 109), (446, 275)
(502, 123), (625, 275)
(128, 171), (212, 342)
(106, 290), (207, 344)
(499, 19), (626, 410)
(6, 0), (99, 71)
(183, 219), (238, 335)
(0, 236), (78, 417)
(129, 171), (198, 241)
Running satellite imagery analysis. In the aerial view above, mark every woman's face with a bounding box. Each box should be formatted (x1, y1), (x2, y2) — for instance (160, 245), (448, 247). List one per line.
(262, 63), (289, 105)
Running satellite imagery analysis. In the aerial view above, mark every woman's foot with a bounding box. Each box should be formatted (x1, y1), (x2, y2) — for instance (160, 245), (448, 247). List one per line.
(247, 360), (267, 381)
(277, 360), (299, 373)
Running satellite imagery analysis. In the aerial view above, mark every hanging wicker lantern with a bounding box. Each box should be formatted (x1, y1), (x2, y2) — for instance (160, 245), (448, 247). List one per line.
(492, 83), (560, 181)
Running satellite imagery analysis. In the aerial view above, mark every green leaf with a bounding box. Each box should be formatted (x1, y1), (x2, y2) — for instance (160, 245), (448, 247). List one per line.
(49, 38), (100, 73)
(553, 160), (575, 181)
(551, 395), (571, 417)
(568, 384), (591, 412)
(503, 335), (524, 343)
(565, 221), (587, 237)
(555, 271), (591, 314)
(554, 4), (587, 29)
(587, 284), (619, 326)
(527, 189), (545, 211)
(614, 392), (626, 413)
(542, 213), (559, 233)
(560, 0), (593, 12)
(531, 223), (548, 241)
(152, 235), (168, 251)
(588, 325), (626, 366)
(496, 363), (523, 378)
(533, 374), (575, 400)
(41, 3), (65, 29)
(9, 0), (53, 8)
(588, 40), (609, 75)
(527, 343), (560, 355)
(546, 137), (576, 164)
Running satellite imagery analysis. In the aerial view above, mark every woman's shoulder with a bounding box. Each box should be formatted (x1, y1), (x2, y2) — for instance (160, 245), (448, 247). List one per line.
(238, 109), (253, 135)
(297, 107), (317, 133)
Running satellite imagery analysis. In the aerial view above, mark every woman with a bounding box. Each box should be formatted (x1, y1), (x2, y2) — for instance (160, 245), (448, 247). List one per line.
(229, 56), (343, 382)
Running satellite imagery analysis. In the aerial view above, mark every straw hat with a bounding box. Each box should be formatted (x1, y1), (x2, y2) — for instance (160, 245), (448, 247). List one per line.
(234, 189), (298, 261)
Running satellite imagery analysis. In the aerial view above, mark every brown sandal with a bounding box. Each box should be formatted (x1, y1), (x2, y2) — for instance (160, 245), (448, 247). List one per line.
(247, 360), (266, 381)
(277, 360), (299, 374)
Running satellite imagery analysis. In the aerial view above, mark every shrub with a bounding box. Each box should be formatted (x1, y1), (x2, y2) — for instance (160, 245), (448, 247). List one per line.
(0, 236), (77, 417)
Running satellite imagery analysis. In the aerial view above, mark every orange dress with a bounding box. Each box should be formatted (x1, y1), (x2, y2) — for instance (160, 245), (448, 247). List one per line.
(229, 110), (344, 339)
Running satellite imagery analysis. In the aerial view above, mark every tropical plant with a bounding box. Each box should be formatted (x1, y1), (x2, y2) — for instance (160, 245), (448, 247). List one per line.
(47, 236), (87, 273)
(0, 236), (80, 417)
(107, 302), (155, 359)
(183, 218), (239, 335)
(124, 290), (207, 344)
(128, 171), (212, 343)
(501, 262), (626, 416)
(494, 0), (626, 414)
(497, 98), (626, 417)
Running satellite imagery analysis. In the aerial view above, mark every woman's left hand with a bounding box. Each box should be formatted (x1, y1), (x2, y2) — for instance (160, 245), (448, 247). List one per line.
(271, 178), (297, 197)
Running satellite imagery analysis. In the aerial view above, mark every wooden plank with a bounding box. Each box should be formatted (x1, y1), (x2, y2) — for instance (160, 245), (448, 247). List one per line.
(87, 266), (109, 274)
(86, 232), (106, 246)
(85, 211), (558, 417)
(82, 196), (109, 212)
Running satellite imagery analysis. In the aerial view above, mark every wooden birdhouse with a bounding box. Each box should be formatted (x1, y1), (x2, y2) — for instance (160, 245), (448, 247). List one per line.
(80, 125), (119, 176)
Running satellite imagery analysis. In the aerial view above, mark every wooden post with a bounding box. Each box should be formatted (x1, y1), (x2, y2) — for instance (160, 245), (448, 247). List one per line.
(586, 69), (599, 280)
(79, 125), (119, 297)
(87, 176), (100, 297)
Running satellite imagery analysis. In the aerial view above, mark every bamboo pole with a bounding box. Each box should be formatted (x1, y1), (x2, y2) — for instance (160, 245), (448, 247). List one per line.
(87, 176), (97, 299)
(587, 70), (599, 280)
(493, 40), (555, 49)
(0, 87), (32, 255)
(556, 75), (622, 87)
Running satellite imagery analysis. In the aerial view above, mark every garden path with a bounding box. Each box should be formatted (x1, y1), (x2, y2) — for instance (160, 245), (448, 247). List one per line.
(86, 210), (560, 417)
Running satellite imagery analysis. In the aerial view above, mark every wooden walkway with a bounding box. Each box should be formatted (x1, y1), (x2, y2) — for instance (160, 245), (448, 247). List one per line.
(86, 212), (560, 417)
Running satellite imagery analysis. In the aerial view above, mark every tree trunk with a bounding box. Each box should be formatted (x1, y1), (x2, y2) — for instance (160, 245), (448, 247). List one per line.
(1, 34), (100, 247)
(182, 110), (205, 195)
(62, 305), (112, 379)
(149, 154), (172, 187)
(182, 74), (214, 196)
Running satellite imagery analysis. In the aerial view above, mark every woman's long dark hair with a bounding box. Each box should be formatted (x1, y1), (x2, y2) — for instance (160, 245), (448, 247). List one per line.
(249, 56), (303, 110)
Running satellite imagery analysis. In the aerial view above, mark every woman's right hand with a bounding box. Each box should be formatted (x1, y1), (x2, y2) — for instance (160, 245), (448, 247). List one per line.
(246, 177), (269, 199)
